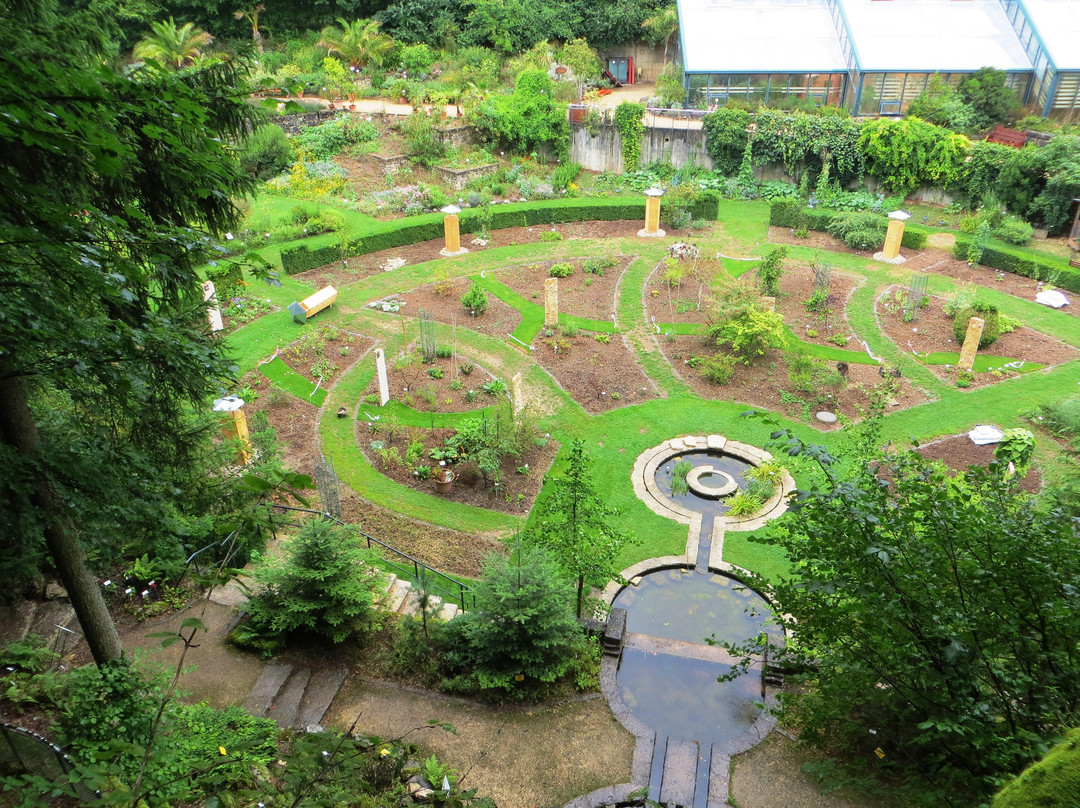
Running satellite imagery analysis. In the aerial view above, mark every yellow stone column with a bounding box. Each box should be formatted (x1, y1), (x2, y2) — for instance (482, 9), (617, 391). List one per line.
(957, 317), (985, 372)
(878, 210), (911, 263)
(638, 187), (666, 238)
(213, 396), (253, 464)
(439, 205), (468, 257)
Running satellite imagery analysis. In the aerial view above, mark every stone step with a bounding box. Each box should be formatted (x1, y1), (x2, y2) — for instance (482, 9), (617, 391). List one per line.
(660, 737), (700, 807)
(438, 601), (459, 620)
(383, 578), (412, 613)
(242, 663), (294, 718)
(297, 668), (348, 731)
(270, 667), (311, 728)
(398, 587), (420, 615)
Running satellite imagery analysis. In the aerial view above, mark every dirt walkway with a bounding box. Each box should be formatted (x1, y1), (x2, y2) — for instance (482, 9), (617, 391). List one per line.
(325, 680), (634, 808)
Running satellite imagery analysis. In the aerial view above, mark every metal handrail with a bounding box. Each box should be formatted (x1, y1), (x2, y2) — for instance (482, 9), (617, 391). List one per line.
(269, 504), (473, 611)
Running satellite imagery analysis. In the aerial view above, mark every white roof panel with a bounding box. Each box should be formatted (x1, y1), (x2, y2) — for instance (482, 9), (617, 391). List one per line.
(838, 0), (1032, 73)
(1021, 0), (1080, 70)
(679, 0), (848, 73)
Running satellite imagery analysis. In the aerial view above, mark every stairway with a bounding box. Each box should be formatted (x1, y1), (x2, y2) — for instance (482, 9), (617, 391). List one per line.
(239, 572), (462, 729)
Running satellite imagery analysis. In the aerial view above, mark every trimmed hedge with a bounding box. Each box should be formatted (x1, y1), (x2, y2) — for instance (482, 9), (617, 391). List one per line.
(769, 201), (928, 250)
(952, 236), (1080, 293)
(281, 243), (345, 275)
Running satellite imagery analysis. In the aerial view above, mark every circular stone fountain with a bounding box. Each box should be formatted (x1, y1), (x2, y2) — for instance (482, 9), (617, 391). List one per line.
(685, 465), (738, 498)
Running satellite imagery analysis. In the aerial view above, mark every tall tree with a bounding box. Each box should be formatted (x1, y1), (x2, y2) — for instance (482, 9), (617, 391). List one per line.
(317, 18), (394, 70)
(641, 5), (678, 67)
(454, 543), (582, 696)
(133, 16), (215, 67)
(234, 3), (266, 54)
(0, 0), (260, 664)
(530, 439), (636, 617)
(735, 427), (1080, 801)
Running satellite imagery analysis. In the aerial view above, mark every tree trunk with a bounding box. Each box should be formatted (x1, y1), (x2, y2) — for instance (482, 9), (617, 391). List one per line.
(0, 364), (123, 666)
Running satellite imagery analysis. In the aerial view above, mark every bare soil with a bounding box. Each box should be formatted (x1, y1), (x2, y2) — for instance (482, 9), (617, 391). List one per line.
(531, 329), (657, 413)
(658, 336), (928, 429)
(914, 433), (1042, 494)
(365, 349), (501, 414)
(494, 256), (633, 322)
(298, 220), (648, 289)
(278, 327), (377, 386)
(875, 287), (1078, 390)
(390, 276), (523, 339)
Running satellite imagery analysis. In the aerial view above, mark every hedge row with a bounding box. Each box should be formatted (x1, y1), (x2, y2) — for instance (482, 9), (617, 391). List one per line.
(769, 200), (928, 250)
(281, 196), (719, 275)
(952, 237), (1080, 293)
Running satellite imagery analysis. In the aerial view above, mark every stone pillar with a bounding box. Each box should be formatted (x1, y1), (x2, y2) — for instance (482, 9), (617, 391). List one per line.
(439, 205), (468, 257)
(638, 187), (666, 238)
(374, 348), (390, 406)
(212, 396), (252, 464)
(958, 316), (985, 372)
(544, 277), (559, 326)
(202, 280), (224, 332)
(761, 296), (776, 311)
(878, 210), (911, 262)
(511, 372), (524, 416)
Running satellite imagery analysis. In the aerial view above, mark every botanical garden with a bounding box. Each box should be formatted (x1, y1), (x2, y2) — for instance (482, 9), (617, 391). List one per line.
(3, 1), (1080, 807)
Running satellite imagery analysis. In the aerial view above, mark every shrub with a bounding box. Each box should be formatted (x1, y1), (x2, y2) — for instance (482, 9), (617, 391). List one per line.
(704, 284), (787, 364)
(435, 345), (453, 359)
(952, 302), (1002, 348)
(294, 115), (378, 161)
(700, 353), (736, 384)
(584, 257), (616, 274)
(992, 216), (1034, 246)
(461, 281), (488, 315)
(449, 544), (582, 699)
(398, 112), (446, 166)
(427, 367), (443, 379)
(540, 230), (563, 242)
(549, 262), (574, 278)
(726, 491), (764, 517)
(757, 246), (786, 296)
(827, 211), (886, 248)
(245, 519), (385, 644)
(241, 124), (294, 180)
(551, 161), (583, 190)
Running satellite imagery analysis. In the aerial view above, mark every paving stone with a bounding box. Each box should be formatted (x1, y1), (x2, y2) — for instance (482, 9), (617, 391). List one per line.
(660, 738), (699, 807)
(707, 749), (731, 808)
(707, 435), (727, 450)
(815, 411), (838, 424)
(298, 668), (347, 729)
(270, 667), (311, 728)
(243, 663), (293, 718)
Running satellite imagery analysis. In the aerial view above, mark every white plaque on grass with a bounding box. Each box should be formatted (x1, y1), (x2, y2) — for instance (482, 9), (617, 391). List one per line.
(375, 348), (390, 406)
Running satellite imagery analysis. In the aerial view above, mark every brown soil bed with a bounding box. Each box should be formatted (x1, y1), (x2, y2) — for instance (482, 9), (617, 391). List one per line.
(768, 225), (880, 259)
(493, 256), (633, 322)
(354, 422), (559, 515)
(297, 220), (657, 289)
(532, 329), (657, 414)
(914, 433), (1042, 494)
(385, 276), (522, 338)
(658, 336), (928, 429)
(643, 255), (726, 327)
(275, 327), (376, 386)
(363, 350), (499, 413)
(875, 286), (1078, 390)
(244, 377), (504, 578)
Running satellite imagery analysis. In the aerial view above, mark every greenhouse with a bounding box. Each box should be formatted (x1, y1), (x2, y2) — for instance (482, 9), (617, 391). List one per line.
(677, 0), (1080, 119)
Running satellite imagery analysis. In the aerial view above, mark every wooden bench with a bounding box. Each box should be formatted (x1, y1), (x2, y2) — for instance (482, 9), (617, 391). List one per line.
(986, 125), (1026, 148)
(298, 285), (337, 318)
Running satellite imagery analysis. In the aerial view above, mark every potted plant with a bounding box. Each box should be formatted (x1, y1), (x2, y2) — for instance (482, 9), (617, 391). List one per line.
(433, 462), (456, 494)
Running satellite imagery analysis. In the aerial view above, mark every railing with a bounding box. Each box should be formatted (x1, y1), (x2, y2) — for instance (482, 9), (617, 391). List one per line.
(0, 722), (99, 801)
(269, 505), (473, 611)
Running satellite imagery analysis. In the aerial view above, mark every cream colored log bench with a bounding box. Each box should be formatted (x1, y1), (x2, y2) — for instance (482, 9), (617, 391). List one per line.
(288, 285), (337, 323)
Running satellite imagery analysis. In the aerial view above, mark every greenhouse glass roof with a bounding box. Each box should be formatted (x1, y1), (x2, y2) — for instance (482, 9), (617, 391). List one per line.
(1020, 0), (1080, 70)
(834, 0), (1031, 73)
(678, 0), (848, 73)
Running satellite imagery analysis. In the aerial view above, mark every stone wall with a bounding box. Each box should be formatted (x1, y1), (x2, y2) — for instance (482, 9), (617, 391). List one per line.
(435, 163), (498, 191)
(569, 122), (713, 173)
(273, 109), (343, 135)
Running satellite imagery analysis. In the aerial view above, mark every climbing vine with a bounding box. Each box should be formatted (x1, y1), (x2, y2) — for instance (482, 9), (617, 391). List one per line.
(613, 102), (645, 171)
(858, 117), (968, 195)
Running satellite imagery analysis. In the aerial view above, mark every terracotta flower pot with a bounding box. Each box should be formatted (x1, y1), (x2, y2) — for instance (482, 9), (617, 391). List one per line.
(433, 470), (456, 494)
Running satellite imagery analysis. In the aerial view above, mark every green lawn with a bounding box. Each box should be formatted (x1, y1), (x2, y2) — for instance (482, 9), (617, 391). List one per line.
(225, 197), (1080, 585)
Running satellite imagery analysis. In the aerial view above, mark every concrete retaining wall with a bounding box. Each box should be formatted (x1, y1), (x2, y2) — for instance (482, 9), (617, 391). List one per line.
(570, 122), (713, 173)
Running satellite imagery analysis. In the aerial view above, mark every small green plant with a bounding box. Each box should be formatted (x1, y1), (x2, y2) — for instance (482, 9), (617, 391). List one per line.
(701, 353), (737, 385)
(610, 392), (621, 400)
(449, 379), (464, 391)
(415, 465), (432, 481)
(363, 393), (381, 405)
(427, 367), (444, 379)
(540, 230), (563, 242)
(805, 289), (828, 312)
(807, 328), (819, 338)
(584, 257), (615, 275)
(435, 345), (453, 359)
(549, 262), (574, 278)
(464, 390), (478, 403)
(952, 301), (1002, 347)
(670, 459), (694, 496)
(421, 754), (458, 790)
(461, 282), (488, 315)
(516, 464), (531, 476)
(757, 246), (786, 296)
(562, 323), (578, 338)
(460, 362), (474, 375)
(957, 370), (975, 388)
(827, 333), (849, 347)
(595, 333), (611, 344)
(726, 491), (765, 517)
(482, 378), (508, 396)
(685, 355), (704, 369)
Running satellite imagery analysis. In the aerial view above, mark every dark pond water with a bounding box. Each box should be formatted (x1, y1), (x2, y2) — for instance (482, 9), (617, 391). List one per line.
(654, 451), (755, 515)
